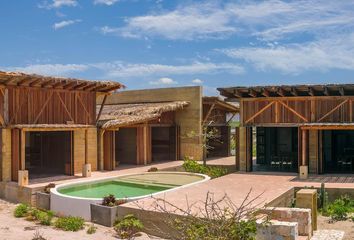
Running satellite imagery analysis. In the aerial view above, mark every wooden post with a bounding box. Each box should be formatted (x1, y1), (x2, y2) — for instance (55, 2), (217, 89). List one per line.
(85, 129), (88, 165)
(98, 129), (105, 171)
(143, 124), (147, 165)
(20, 129), (25, 170)
(300, 129), (308, 179)
(96, 94), (108, 123)
(4, 88), (8, 125)
(82, 129), (91, 177)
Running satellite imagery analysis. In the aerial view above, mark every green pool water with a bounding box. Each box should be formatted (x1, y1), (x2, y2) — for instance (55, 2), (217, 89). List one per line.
(58, 180), (171, 199)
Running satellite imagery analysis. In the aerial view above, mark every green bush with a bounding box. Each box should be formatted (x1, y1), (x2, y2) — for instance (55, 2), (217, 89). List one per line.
(325, 195), (354, 221)
(54, 216), (85, 231)
(86, 224), (97, 234)
(183, 158), (228, 178)
(37, 211), (54, 226)
(114, 214), (144, 239)
(14, 204), (30, 218)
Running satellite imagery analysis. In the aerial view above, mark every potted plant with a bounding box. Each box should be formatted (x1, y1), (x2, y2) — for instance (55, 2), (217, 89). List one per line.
(90, 194), (127, 227)
(36, 183), (55, 210)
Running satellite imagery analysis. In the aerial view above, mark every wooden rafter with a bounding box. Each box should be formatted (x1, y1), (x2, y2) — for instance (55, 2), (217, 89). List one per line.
(317, 99), (349, 122)
(261, 88), (270, 97)
(83, 83), (98, 91)
(277, 101), (309, 122)
(248, 89), (258, 98)
(277, 87), (286, 97)
(290, 87), (298, 96)
(72, 82), (88, 90)
(233, 89), (242, 98)
(29, 79), (42, 87)
(63, 81), (78, 89)
(245, 101), (275, 124)
(56, 92), (74, 122)
(41, 79), (53, 88)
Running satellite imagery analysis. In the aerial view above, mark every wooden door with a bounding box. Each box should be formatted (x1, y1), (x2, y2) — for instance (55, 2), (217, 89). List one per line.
(103, 130), (115, 170)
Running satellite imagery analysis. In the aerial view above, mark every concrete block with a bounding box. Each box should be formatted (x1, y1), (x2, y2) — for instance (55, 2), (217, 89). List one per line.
(82, 164), (92, 177)
(299, 166), (308, 179)
(18, 170), (28, 186)
(296, 189), (317, 234)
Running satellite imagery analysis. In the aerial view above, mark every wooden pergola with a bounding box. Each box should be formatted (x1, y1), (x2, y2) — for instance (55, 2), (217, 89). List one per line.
(218, 83), (354, 177)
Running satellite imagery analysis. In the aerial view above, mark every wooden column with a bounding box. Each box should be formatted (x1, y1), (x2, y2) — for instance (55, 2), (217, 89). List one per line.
(239, 126), (252, 172)
(84, 129), (88, 164)
(300, 129), (309, 179)
(309, 130), (319, 174)
(97, 129), (105, 171)
(20, 129), (26, 170)
(235, 127), (240, 171)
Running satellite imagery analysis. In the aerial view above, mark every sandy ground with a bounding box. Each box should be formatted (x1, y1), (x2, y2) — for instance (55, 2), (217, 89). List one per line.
(0, 199), (162, 240)
(318, 215), (354, 240)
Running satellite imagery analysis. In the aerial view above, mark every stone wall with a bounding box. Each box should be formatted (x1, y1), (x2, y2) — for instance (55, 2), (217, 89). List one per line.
(98, 86), (203, 160)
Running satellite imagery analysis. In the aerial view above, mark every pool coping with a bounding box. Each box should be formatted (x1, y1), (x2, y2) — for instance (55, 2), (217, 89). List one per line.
(51, 171), (210, 202)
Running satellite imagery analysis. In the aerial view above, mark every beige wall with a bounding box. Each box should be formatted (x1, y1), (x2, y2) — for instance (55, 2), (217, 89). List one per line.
(98, 86), (204, 160)
(1, 129), (12, 182)
(73, 128), (98, 174)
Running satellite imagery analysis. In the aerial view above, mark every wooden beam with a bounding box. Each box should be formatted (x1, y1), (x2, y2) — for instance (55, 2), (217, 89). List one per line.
(291, 87), (298, 96)
(83, 83), (98, 91)
(308, 87), (315, 96)
(56, 92), (74, 122)
(261, 88), (270, 97)
(77, 94), (92, 123)
(317, 99), (349, 122)
(16, 78), (33, 86)
(278, 101), (309, 122)
(339, 87), (345, 96)
(245, 101), (275, 124)
(233, 89), (242, 98)
(20, 129), (26, 170)
(323, 87), (329, 96)
(85, 129), (88, 164)
(277, 87), (286, 97)
(302, 129), (307, 166)
(96, 94), (108, 123)
(203, 103), (216, 124)
(248, 89), (258, 98)
(4, 88), (8, 125)
(63, 81), (77, 89)
(73, 82), (89, 90)
(350, 99), (353, 122)
(29, 79), (42, 87)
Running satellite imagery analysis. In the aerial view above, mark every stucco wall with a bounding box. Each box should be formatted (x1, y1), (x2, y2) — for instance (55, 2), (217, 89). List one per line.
(98, 86), (203, 160)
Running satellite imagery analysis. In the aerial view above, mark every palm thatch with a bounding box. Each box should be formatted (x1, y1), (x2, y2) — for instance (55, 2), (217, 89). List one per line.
(97, 101), (190, 129)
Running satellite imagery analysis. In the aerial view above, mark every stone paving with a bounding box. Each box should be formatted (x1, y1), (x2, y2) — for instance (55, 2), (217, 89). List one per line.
(311, 230), (344, 240)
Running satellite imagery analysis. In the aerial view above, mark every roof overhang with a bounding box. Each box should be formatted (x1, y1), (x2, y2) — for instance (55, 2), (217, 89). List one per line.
(218, 84), (354, 100)
(203, 96), (239, 113)
(10, 124), (95, 131)
(97, 101), (190, 129)
(0, 71), (125, 93)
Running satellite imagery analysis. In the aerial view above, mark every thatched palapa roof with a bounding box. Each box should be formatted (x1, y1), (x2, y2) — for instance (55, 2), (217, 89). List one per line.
(97, 101), (189, 129)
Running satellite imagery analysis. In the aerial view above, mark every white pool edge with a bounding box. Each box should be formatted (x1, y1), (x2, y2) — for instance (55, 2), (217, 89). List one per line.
(50, 172), (210, 220)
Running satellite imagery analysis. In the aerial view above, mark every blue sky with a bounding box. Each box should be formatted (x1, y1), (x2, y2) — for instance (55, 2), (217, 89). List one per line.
(1, 0), (354, 95)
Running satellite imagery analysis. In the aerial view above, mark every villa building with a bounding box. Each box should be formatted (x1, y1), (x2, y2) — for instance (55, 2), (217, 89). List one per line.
(0, 71), (123, 193)
(218, 84), (354, 177)
(96, 86), (238, 170)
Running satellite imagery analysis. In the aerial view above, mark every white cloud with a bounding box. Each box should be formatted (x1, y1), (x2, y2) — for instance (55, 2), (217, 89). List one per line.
(103, 2), (237, 40)
(5, 64), (89, 76)
(149, 77), (177, 85)
(53, 19), (81, 30)
(4, 61), (244, 79)
(39, 0), (78, 9)
(192, 79), (203, 84)
(102, 1), (354, 41)
(219, 34), (354, 74)
(94, 0), (119, 6)
(93, 61), (244, 78)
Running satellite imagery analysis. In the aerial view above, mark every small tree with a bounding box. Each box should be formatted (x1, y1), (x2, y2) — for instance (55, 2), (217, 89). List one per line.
(185, 120), (221, 166)
(136, 189), (264, 240)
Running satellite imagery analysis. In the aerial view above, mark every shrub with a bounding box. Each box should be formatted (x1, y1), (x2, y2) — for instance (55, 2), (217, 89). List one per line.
(54, 216), (85, 231)
(25, 208), (41, 221)
(14, 204), (30, 218)
(86, 224), (97, 234)
(43, 183), (56, 194)
(147, 167), (158, 172)
(102, 194), (127, 206)
(114, 214), (144, 239)
(37, 211), (54, 226)
(32, 230), (47, 240)
(182, 157), (228, 178)
(102, 194), (116, 207)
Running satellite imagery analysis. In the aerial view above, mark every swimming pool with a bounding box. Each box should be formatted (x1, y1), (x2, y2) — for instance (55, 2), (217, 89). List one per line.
(51, 172), (209, 220)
